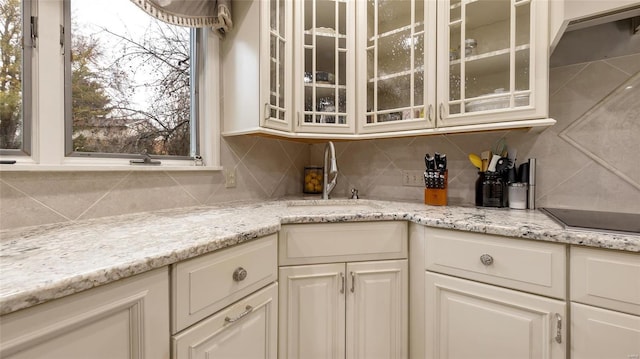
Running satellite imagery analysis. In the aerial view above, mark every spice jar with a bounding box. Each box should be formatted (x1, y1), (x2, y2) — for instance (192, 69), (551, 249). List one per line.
(482, 172), (506, 207)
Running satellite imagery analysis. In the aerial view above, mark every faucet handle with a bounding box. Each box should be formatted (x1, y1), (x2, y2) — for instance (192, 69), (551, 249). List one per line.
(350, 188), (359, 199)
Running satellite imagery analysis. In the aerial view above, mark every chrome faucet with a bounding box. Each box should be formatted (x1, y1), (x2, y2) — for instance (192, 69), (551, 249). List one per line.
(323, 141), (338, 199)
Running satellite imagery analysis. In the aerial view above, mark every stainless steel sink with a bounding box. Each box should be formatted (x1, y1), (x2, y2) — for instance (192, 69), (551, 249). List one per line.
(285, 199), (381, 211)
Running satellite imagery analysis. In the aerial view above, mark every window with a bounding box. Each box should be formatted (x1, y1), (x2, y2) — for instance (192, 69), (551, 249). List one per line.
(0, 0), (220, 169)
(66, 0), (197, 159)
(0, 0), (31, 156)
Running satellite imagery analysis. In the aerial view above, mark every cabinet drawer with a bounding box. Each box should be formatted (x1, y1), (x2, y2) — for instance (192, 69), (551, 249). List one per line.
(571, 247), (640, 315)
(425, 227), (566, 299)
(279, 221), (407, 265)
(172, 282), (278, 359)
(172, 234), (277, 333)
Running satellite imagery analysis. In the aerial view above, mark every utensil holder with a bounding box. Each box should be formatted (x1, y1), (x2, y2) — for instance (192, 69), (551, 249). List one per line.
(424, 169), (448, 206)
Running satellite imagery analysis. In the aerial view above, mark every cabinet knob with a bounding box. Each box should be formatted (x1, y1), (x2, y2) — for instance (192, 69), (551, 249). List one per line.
(480, 254), (494, 266)
(232, 267), (248, 282)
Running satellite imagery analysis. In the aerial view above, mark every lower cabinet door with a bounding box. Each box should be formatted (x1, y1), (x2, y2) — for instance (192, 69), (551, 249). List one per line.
(346, 260), (408, 359)
(425, 272), (566, 359)
(571, 302), (640, 359)
(0, 268), (170, 359)
(172, 283), (278, 359)
(279, 263), (346, 359)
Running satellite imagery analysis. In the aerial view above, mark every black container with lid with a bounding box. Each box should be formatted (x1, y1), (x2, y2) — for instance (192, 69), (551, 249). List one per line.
(482, 172), (507, 207)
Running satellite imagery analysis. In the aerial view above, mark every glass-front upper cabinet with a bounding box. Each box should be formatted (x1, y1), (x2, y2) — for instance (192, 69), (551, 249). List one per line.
(294, 0), (356, 134)
(221, 0), (291, 135)
(263, 0), (292, 131)
(437, 0), (548, 127)
(357, 0), (436, 133)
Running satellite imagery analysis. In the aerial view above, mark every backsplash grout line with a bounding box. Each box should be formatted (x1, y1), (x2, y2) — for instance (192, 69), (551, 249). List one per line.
(0, 178), (73, 222)
(75, 172), (132, 220)
(165, 171), (204, 205)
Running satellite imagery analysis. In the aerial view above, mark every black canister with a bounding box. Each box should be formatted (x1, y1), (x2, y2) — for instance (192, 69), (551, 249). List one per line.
(475, 171), (485, 206)
(482, 172), (507, 207)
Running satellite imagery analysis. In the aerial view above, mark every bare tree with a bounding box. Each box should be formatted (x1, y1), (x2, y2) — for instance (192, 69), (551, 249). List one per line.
(75, 19), (192, 156)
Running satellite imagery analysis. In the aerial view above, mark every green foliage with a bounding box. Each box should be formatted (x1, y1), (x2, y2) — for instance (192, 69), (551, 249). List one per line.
(0, 0), (23, 149)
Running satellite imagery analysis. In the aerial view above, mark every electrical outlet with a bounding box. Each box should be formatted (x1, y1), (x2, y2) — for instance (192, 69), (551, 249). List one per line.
(224, 168), (237, 188)
(402, 170), (424, 187)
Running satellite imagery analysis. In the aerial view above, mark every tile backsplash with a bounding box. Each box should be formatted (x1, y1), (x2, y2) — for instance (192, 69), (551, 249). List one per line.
(309, 52), (640, 213)
(2, 54), (639, 230)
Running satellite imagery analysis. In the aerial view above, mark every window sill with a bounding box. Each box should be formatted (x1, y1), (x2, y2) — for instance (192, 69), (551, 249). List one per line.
(0, 159), (222, 172)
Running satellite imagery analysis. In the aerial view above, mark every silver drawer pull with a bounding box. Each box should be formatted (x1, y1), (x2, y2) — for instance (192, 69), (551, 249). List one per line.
(224, 305), (253, 323)
(555, 313), (562, 344)
(232, 267), (248, 282)
(350, 272), (355, 293)
(480, 254), (494, 266)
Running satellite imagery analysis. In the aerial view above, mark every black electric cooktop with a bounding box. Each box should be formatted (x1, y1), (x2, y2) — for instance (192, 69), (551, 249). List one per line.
(540, 208), (640, 235)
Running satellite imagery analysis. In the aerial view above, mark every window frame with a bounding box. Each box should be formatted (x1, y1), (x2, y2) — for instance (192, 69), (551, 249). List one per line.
(0, 0), (220, 171)
(0, 0), (32, 157)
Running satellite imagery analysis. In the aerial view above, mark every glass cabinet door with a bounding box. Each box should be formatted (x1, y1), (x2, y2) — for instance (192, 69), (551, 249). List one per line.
(357, 0), (435, 133)
(262, 0), (291, 131)
(439, 0), (547, 126)
(295, 0), (355, 134)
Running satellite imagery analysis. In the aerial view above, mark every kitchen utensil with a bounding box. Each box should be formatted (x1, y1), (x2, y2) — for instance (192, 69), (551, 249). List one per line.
(468, 153), (482, 169)
(495, 157), (509, 172)
(425, 154), (435, 170)
(507, 148), (517, 168)
(481, 151), (491, 172)
(487, 154), (501, 172)
(492, 138), (506, 156)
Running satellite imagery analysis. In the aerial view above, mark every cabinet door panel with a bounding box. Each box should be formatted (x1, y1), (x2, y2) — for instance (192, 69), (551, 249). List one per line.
(571, 302), (640, 359)
(437, 0), (548, 126)
(173, 283), (277, 359)
(0, 268), (169, 359)
(425, 272), (565, 359)
(346, 260), (408, 359)
(357, 0), (437, 133)
(279, 263), (346, 359)
(295, 0), (356, 134)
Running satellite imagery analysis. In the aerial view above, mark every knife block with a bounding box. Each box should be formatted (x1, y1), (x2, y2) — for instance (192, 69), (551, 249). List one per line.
(424, 170), (448, 206)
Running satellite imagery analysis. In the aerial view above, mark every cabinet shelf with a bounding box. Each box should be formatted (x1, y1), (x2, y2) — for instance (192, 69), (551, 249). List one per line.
(450, 44), (529, 76)
(368, 67), (424, 83)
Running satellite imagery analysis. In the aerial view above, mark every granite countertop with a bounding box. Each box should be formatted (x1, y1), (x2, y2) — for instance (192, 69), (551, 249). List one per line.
(1, 199), (639, 316)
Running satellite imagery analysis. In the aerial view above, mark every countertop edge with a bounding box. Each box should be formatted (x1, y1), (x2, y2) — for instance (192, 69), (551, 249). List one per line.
(1, 201), (638, 316)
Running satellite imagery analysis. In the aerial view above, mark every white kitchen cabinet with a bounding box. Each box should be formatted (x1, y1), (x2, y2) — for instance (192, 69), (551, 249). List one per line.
(0, 268), (170, 359)
(221, 0), (292, 135)
(436, 0), (550, 127)
(570, 246), (640, 359)
(426, 272), (566, 359)
(279, 260), (407, 359)
(223, 0), (553, 140)
(413, 226), (567, 359)
(278, 221), (408, 359)
(571, 302), (640, 359)
(172, 283), (278, 359)
(171, 234), (279, 359)
(355, 0), (436, 133)
(294, 0), (357, 134)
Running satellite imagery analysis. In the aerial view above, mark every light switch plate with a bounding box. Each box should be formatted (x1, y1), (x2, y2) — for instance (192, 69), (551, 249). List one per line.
(224, 168), (236, 188)
(402, 170), (424, 187)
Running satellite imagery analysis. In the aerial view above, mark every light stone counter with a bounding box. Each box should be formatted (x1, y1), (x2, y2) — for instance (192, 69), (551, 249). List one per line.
(1, 199), (638, 315)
